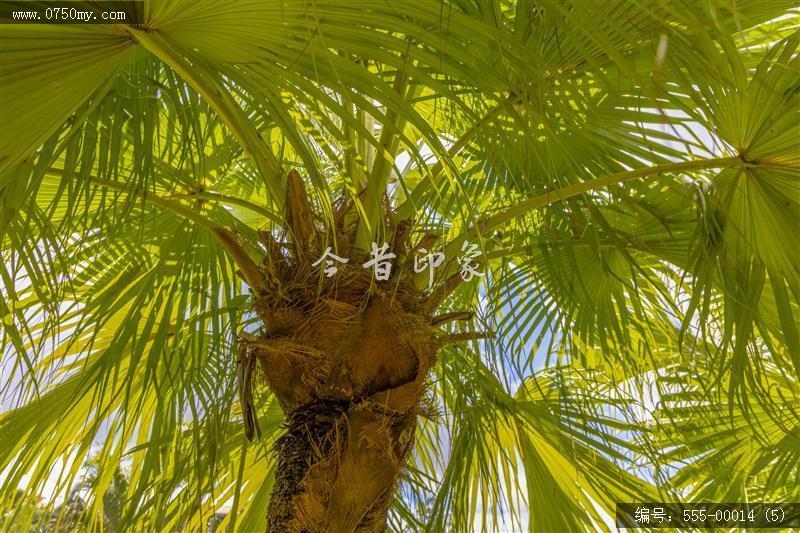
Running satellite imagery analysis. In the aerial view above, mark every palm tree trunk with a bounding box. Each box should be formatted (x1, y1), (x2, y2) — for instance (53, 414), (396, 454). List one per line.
(247, 291), (437, 532)
(244, 171), (455, 531)
(266, 398), (417, 531)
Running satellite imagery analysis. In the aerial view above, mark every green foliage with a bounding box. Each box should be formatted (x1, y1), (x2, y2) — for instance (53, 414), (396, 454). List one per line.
(1, 1), (798, 531)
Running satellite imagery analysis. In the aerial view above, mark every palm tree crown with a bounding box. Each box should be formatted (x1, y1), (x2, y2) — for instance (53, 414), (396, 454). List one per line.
(1, 1), (798, 531)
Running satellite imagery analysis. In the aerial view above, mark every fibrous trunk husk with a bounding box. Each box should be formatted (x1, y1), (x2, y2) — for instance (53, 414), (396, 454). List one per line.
(251, 261), (436, 531)
(237, 170), (478, 532)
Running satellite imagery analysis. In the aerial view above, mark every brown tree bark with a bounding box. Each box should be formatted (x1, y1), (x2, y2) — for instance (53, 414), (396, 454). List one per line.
(250, 290), (436, 532)
(233, 170), (476, 532)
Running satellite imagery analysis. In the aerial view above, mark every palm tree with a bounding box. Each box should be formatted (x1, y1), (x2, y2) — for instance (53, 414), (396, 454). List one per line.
(1, 1), (798, 531)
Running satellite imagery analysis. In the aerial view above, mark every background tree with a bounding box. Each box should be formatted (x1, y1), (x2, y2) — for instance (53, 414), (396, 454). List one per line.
(0, 462), (129, 532)
(1, 1), (798, 531)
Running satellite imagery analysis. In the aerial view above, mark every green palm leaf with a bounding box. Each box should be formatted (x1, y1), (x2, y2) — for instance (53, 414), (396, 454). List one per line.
(2, 1), (798, 531)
